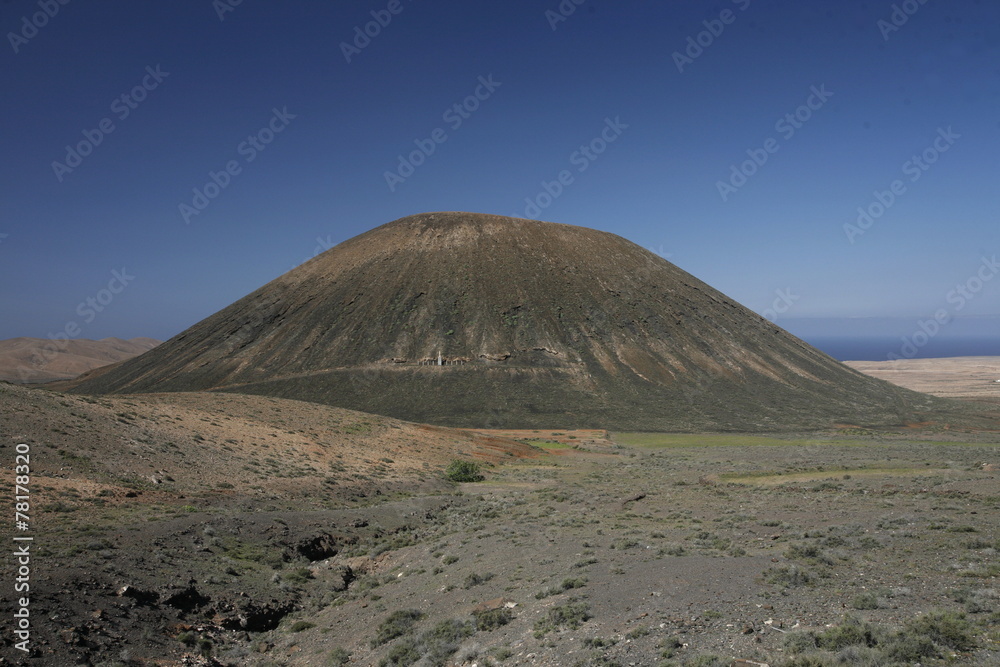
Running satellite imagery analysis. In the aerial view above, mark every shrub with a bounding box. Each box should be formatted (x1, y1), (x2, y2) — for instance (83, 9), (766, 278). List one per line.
(903, 610), (976, 651)
(380, 638), (421, 667)
(533, 600), (592, 637)
(371, 609), (424, 647)
(781, 630), (818, 654)
(379, 619), (473, 667)
(474, 607), (513, 631)
(763, 565), (814, 588)
(492, 647), (514, 661)
(850, 592), (880, 610)
(881, 632), (938, 662)
(282, 567), (314, 585)
(536, 577), (588, 599)
(784, 543), (835, 566)
(463, 571), (494, 589)
(423, 618), (474, 645)
(327, 647), (351, 665)
(446, 460), (484, 482)
(815, 615), (878, 651)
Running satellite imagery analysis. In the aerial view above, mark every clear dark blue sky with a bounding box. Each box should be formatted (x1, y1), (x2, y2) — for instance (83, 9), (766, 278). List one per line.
(2, 1), (998, 359)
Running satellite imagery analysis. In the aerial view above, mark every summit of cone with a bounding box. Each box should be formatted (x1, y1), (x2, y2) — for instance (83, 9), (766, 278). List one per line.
(70, 212), (954, 430)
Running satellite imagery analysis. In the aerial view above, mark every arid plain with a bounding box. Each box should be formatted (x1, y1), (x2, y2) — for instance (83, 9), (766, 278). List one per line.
(0, 354), (997, 666)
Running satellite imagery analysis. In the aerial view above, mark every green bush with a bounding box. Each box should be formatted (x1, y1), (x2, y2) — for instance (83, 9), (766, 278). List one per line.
(423, 618), (474, 645)
(781, 631), (818, 654)
(371, 609), (425, 647)
(463, 571), (494, 588)
(815, 615), (877, 651)
(533, 600), (592, 637)
(850, 592), (880, 610)
(445, 459), (484, 482)
(763, 565), (814, 588)
(903, 610), (976, 651)
(380, 638), (421, 666)
(474, 607), (513, 631)
(779, 611), (978, 665)
(283, 567), (314, 585)
(378, 618), (473, 667)
(327, 647), (351, 665)
(536, 576), (588, 598)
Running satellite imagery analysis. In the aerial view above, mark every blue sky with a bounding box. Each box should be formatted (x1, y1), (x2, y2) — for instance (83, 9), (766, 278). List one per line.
(2, 1), (998, 359)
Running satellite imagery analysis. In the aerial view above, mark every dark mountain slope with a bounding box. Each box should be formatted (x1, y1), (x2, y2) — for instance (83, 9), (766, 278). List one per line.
(70, 212), (954, 430)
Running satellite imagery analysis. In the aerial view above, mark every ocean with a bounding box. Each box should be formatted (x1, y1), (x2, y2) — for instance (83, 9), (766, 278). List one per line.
(802, 336), (1000, 362)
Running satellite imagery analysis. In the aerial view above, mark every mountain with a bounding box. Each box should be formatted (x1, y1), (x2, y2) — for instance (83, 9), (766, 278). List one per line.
(69, 212), (954, 430)
(0, 336), (160, 384)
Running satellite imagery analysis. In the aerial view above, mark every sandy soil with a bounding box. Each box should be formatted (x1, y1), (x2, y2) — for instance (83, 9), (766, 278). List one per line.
(845, 357), (1000, 399)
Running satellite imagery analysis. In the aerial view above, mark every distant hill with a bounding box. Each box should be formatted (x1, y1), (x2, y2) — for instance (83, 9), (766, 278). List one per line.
(69, 212), (963, 431)
(0, 337), (160, 384)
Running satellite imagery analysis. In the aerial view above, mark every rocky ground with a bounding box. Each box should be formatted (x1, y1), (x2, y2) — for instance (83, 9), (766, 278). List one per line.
(1, 382), (998, 665)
